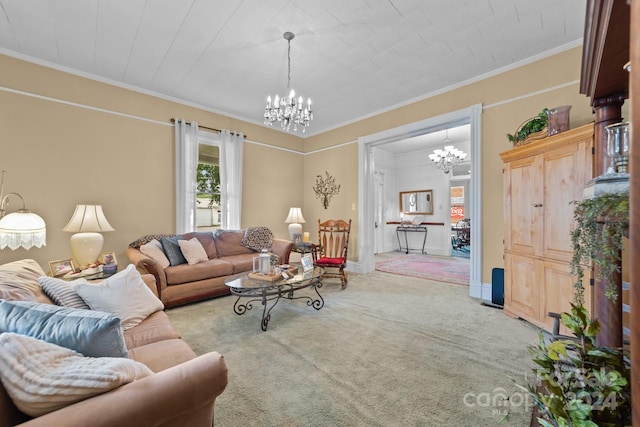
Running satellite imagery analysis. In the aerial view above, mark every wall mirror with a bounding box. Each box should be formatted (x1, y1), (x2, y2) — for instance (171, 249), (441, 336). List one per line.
(399, 189), (433, 215)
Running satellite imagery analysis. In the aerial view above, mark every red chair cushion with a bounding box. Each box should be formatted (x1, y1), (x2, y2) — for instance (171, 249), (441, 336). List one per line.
(316, 257), (344, 265)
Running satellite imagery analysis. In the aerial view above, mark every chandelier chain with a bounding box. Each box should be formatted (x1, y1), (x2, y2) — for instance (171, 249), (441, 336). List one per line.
(287, 38), (291, 90)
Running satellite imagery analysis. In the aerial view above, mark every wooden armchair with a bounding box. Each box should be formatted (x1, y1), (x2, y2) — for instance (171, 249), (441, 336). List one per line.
(315, 219), (351, 288)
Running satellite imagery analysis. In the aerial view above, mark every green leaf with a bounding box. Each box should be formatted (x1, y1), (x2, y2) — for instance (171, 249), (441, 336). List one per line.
(547, 341), (568, 360)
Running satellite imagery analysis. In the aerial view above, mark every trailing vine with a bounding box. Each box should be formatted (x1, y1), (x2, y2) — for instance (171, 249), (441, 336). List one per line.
(570, 191), (629, 303)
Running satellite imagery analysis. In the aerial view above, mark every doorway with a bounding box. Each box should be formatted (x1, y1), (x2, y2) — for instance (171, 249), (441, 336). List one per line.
(357, 104), (483, 298)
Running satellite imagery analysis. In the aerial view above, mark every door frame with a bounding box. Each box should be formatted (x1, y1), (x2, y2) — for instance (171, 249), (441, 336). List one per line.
(357, 104), (483, 298)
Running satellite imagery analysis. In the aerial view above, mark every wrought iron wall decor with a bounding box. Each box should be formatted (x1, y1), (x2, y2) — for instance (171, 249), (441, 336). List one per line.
(313, 171), (341, 209)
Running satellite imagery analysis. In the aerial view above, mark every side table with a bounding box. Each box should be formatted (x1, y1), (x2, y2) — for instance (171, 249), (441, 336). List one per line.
(291, 243), (321, 262)
(396, 225), (428, 254)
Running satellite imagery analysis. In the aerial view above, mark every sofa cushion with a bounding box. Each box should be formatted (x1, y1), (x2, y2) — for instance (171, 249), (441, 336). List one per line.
(38, 276), (91, 309)
(165, 258), (234, 286)
(0, 333), (152, 417)
(0, 287), (36, 302)
(160, 236), (187, 266)
(140, 238), (171, 269)
(218, 253), (256, 274)
(123, 310), (181, 350)
(183, 231), (217, 259)
(0, 259), (52, 304)
(0, 300), (128, 358)
(241, 226), (274, 252)
(127, 339), (196, 373)
(214, 230), (254, 257)
(179, 238), (209, 265)
(128, 233), (174, 249)
(74, 265), (164, 331)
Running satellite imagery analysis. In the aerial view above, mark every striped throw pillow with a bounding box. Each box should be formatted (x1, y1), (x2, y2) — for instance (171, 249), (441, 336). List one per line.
(39, 277), (90, 309)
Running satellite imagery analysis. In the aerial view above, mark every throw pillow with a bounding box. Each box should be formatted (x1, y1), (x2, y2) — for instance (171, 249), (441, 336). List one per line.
(0, 300), (128, 358)
(38, 276), (91, 309)
(240, 226), (274, 252)
(0, 333), (152, 417)
(140, 238), (171, 269)
(128, 233), (174, 249)
(160, 236), (187, 266)
(178, 237), (209, 265)
(74, 264), (164, 331)
(0, 259), (48, 302)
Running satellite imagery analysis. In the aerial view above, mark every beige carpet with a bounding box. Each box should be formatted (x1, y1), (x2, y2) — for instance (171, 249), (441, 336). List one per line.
(167, 271), (539, 427)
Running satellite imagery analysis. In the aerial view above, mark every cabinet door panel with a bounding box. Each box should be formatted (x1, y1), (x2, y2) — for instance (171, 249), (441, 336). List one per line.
(542, 141), (592, 261)
(539, 259), (584, 334)
(504, 253), (539, 320)
(504, 156), (542, 255)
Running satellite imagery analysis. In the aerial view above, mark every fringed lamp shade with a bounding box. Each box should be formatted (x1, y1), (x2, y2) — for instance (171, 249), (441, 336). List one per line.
(0, 210), (46, 250)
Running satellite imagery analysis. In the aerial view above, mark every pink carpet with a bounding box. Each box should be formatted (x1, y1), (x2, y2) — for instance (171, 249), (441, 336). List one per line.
(375, 254), (470, 285)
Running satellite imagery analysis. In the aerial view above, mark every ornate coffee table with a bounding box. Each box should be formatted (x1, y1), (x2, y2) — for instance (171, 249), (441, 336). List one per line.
(224, 267), (324, 331)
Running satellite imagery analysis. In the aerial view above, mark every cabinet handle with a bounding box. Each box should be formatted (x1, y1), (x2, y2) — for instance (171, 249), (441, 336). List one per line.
(533, 203), (543, 207)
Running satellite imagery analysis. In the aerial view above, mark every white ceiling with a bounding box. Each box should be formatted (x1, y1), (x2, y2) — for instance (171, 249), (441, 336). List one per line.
(0, 0), (585, 138)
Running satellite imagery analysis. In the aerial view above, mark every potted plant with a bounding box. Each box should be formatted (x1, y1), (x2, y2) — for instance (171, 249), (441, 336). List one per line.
(517, 304), (630, 427)
(507, 108), (549, 146)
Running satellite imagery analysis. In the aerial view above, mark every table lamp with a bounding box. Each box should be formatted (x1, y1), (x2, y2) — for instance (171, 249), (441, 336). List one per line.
(284, 207), (306, 242)
(63, 204), (114, 267)
(0, 170), (46, 250)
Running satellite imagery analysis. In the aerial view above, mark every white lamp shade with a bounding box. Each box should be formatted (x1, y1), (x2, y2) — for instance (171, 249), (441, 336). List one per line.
(285, 208), (305, 242)
(62, 205), (115, 232)
(284, 207), (306, 224)
(0, 211), (46, 250)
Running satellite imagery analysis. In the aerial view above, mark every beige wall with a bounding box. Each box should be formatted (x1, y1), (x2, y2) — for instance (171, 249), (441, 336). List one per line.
(0, 54), (304, 270)
(1, 46), (596, 284)
(303, 46), (594, 282)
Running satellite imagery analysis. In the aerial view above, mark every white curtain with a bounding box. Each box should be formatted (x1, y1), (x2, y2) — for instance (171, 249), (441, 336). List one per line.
(219, 129), (244, 230)
(174, 119), (199, 234)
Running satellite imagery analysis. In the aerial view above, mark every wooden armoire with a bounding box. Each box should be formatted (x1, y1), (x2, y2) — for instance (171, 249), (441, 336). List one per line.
(500, 123), (594, 332)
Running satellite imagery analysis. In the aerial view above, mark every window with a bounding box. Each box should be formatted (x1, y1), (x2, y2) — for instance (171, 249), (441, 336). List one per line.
(176, 121), (243, 234)
(196, 132), (221, 231)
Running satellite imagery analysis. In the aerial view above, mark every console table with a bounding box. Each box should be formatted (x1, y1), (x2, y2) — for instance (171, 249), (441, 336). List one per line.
(395, 225), (428, 254)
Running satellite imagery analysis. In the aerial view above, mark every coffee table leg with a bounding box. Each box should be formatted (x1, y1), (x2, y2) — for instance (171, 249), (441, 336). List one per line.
(307, 281), (324, 310)
(261, 290), (282, 331)
(233, 296), (253, 315)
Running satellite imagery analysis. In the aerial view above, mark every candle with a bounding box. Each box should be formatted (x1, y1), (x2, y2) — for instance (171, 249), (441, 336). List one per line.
(303, 232), (310, 243)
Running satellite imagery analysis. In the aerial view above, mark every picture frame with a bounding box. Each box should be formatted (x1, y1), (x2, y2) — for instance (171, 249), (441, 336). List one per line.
(301, 255), (313, 272)
(49, 259), (75, 277)
(99, 251), (117, 265)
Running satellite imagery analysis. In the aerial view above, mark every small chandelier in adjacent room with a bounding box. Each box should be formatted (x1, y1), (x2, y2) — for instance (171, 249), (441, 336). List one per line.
(264, 31), (313, 133)
(428, 130), (467, 174)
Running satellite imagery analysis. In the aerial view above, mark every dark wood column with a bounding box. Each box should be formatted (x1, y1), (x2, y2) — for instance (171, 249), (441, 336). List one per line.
(592, 95), (626, 176)
(630, 1), (640, 424)
(593, 227), (623, 348)
(591, 95), (625, 349)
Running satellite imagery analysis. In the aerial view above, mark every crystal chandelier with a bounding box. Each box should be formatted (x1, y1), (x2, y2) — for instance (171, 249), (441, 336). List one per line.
(428, 130), (467, 174)
(264, 32), (313, 133)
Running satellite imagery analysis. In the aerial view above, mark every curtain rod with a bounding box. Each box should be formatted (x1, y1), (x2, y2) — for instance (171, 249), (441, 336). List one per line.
(169, 118), (247, 138)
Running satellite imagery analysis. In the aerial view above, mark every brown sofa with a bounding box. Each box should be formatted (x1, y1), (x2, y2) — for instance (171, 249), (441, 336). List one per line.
(126, 229), (294, 307)
(0, 259), (228, 427)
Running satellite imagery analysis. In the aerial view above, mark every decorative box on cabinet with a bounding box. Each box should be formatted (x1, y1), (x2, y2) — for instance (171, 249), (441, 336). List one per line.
(500, 123), (594, 332)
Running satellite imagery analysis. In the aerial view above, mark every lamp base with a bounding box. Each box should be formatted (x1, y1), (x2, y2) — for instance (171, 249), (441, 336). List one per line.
(288, 223), (302, 243)
(70, 232), (104, 268)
